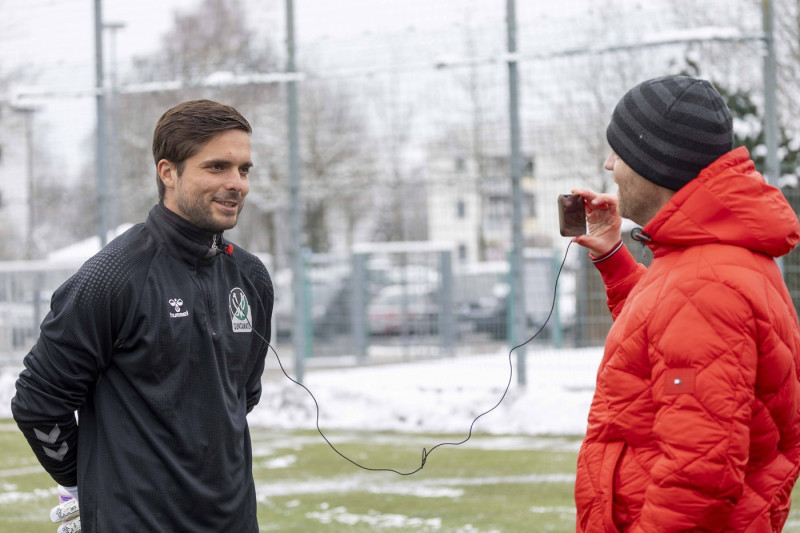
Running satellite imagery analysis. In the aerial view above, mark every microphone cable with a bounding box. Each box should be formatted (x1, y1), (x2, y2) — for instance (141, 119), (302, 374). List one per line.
(237, 241), (574, 475)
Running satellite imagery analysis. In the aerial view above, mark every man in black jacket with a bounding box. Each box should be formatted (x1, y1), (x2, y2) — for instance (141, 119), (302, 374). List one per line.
(11, 99), (274, 532)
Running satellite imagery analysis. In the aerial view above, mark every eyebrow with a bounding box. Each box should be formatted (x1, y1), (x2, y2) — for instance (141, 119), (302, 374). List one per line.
(201, 159), (254, 168)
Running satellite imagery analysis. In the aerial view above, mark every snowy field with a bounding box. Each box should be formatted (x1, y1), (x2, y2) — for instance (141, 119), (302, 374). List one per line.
(249, 345), (600, 437)
(0, 345), (602, 437)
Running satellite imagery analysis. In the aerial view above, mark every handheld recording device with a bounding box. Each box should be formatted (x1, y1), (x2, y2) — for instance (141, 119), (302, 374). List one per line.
(558, 194), (587, 237)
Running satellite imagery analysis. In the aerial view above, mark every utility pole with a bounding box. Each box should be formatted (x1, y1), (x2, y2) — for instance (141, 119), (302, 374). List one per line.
(506, 0), (527, 386)
(104, 21), (126, 235)
(762, 0), (778, 185)
(286, 0), (306, 383)
(94, 0), (108, 248)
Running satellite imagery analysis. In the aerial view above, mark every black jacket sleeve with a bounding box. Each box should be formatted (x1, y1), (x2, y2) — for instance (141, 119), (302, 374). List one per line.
(11, 248), (132, 486)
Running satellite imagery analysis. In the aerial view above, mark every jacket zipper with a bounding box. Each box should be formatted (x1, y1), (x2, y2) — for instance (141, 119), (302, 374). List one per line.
(197, 273), (217, 336)
(197, 243), (217, 336)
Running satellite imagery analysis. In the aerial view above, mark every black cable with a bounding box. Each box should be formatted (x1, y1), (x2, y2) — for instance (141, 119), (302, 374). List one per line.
(238, 241), (574, 475)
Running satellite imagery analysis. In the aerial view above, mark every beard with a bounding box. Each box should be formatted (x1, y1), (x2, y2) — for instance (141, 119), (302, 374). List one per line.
(175, 188), (244, 232)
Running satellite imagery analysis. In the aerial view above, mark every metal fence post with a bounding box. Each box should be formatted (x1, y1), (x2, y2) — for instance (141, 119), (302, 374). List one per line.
(551, 248), (563, 349)
(439, 250), (455, 356)
(302, 248), (313, 360)
(351, 252), (368, 363)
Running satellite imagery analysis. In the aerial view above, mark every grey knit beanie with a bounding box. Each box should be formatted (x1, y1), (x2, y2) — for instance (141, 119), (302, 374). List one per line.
(606, 75), (733, 190)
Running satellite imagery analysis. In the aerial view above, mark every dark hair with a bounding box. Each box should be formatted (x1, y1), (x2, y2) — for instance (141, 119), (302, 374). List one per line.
(152, 99), (252, 201)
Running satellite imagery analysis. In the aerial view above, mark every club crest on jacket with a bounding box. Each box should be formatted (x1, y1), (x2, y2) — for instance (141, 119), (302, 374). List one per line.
(229, 287), (252, 332)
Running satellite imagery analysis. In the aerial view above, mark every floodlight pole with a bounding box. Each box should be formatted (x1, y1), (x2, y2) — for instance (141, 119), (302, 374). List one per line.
(506, 0), (527, 386)
(94, 0), (108, 248)
(104, 21), (126, 236)
(762, 0), (778, 185)
(286, 0), (306, 383)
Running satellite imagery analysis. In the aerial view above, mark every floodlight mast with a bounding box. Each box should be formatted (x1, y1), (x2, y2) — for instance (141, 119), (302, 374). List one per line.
(286, 0), (307, 384)
(103, 21), (126, 236)
(94, 0), (107, 248)
(506, 0), (527, 387)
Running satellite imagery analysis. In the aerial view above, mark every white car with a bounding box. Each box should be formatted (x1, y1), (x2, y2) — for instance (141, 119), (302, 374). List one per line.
(367, 284), (439, 336)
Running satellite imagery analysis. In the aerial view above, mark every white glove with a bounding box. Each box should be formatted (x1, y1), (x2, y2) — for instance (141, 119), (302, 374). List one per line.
(51, 485), (81, 533)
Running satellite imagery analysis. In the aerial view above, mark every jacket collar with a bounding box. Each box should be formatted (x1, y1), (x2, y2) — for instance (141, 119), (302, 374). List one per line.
(146, 203), (226, 265)
(642, 147), (800, 258)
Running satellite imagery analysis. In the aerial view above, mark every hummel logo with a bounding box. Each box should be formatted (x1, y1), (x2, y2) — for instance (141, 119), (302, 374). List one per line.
(34, 424), (60, 444)
(169, 298), (189, 318)
(43, 442), (69, 461)
(34, 425), (69, 462)
(169, 298), (183, 312)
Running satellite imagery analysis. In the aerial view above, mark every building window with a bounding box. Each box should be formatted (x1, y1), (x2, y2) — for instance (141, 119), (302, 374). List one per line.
(457, 199), (466, 219)
(458, 243), (467, 260)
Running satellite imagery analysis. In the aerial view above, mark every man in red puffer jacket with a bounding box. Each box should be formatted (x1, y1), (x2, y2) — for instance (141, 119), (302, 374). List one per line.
(571, 75), (800, 532)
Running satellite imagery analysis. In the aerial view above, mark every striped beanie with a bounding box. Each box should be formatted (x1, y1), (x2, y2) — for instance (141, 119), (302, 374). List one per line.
(606, 75), (733, 190)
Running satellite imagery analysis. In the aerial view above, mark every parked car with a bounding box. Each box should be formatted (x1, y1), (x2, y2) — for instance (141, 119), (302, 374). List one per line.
(457, 282), (509, 340)
(367, 284), (439, 336)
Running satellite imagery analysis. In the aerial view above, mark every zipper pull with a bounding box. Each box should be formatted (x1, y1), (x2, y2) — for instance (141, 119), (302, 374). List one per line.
(205, 235), (220, 259)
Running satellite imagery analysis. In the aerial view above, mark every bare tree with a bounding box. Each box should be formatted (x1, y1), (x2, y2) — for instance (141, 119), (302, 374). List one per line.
(292, 80), (375, 252)
(111, 0), (282, 252)
(366, 74), (421, 243)
(104, 0), (380, 267)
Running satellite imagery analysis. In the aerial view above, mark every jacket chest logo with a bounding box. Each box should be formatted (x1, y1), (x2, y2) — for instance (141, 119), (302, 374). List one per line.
(168, 298), (189, 318)
(663, 368), (696, 395)
(229, 287), (252, 333)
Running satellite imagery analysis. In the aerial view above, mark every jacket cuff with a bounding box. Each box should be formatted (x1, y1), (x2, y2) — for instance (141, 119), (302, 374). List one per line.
(589, 240), (623, 264)
(591, 243), (639, 287)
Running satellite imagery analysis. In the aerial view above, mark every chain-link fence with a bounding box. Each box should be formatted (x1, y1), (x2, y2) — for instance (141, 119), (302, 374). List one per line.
(0, 0), (797, 364)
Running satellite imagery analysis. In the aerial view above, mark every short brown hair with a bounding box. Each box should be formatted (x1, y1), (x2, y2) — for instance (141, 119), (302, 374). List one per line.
(152, 99), (252, 201)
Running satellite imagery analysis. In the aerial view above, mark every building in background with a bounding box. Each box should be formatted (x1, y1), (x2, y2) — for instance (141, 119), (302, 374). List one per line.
(427, 151), (536, 264)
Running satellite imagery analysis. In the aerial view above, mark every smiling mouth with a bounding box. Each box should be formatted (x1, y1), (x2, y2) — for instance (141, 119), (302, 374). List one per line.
(214, 199), (239, 209)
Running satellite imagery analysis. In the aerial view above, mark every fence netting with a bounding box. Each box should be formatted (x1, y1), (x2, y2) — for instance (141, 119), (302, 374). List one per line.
(0, 0), (796, 364)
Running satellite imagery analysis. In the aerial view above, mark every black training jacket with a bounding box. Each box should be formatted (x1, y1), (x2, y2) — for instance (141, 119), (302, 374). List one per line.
(11, 204), (273, 532)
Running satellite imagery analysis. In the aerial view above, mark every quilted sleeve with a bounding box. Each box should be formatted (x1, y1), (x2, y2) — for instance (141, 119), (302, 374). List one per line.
(592, 244), (647, 319)
(634, 280), (757, 532)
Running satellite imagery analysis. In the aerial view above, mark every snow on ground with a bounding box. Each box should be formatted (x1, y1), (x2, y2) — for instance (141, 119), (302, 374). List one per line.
(0, 345), (602, 436)
(248, 345), (600, 436)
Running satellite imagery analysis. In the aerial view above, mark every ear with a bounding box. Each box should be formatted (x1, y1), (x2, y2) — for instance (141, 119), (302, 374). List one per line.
(157, 159), (178, 191)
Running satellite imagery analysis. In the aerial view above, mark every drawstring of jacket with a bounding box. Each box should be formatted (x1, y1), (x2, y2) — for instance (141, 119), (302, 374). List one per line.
(631, 227), (652, 262)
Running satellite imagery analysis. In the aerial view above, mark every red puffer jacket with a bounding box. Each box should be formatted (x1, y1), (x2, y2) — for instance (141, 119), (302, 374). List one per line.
(574, 147), (800, 532)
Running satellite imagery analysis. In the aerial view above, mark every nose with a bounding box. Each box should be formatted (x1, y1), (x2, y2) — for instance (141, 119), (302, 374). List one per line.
(604, 152), (615, 171)
(224, 169), (250, 196)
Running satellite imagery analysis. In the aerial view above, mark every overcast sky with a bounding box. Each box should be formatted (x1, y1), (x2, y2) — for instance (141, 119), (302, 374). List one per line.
(0, 0), (746, 182)
(1, 0), (514, 175)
